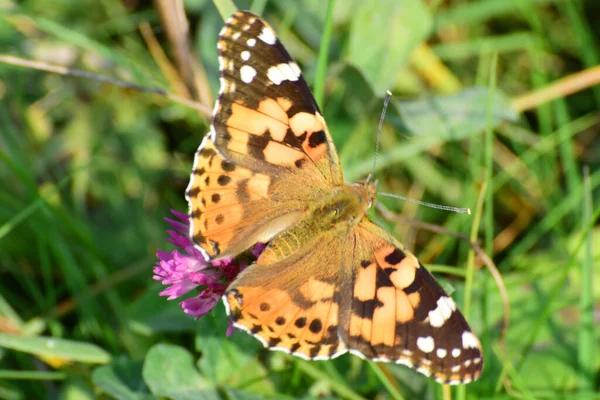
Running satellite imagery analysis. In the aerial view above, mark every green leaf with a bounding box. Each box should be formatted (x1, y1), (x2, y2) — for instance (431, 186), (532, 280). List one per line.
(221, 387), (294, 400)
(394, 86), (518, 139)
(92, 356), (153, 400)
(0, 334), (110, 364)
(57, 379), (96, 400)
(195, 306), (274, 394)
(518, 347), (579, 391)
(142, 344), (218, 400)
(346, 0), (432, 93)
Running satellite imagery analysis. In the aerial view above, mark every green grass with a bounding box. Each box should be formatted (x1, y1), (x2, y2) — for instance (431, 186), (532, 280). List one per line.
(1, 0), (599, 399)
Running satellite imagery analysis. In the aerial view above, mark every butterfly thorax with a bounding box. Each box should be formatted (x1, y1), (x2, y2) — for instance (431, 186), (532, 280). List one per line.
(257, 185), (373, 265)
(310, 184), (375, 228)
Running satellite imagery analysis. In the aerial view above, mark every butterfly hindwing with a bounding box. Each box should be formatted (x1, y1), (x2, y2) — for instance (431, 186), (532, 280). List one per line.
(341, 220), (483, 384)
(224, 223), (348, 360)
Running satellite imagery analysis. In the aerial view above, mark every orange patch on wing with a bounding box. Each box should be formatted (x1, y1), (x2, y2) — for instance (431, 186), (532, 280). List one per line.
(193, 204), (243, 248)
(407, 292), (421, 309)
(374, 245), (396, 266)
(349, 315), (373, 340)
(389, 258), (417, 289)
(395, 291), (414, 323)
(276, 97), (293, 112)
(300, 301), (338, 343)
(247, 174), (270, 199)
(299, 277), (335, 302)
(353, 263), (376, 301)
(225, 126), (251, 154)
(289, 112), (328, 160)
(372, 287), (397, 347)
(263, 141), (305, 166)
(257, 98), (289, 129)
(228, 103), (288, 140)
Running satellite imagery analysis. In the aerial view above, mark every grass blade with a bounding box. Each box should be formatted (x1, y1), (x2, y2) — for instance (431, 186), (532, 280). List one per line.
(213, 0), (237, 20)
(313, 0), (336, 108)
(578, 166), (595, 392)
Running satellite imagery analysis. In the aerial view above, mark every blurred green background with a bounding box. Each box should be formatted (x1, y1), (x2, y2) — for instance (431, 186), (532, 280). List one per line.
(0, 0), (599, 399)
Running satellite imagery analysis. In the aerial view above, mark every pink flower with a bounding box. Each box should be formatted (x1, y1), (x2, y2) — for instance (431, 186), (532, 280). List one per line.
(153, 210), (264, 324)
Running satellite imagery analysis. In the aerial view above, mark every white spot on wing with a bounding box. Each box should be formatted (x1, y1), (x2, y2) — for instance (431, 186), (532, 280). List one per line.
(461, 331), (479, 349)
(428, 296), (456, 328)
(267, 63), (300, 85)
(416, 336), (435, 353)
(241, 50), (250, 61)
(290, 62), (301, 77)
(247, 38), (257, 47)
(279, 63), (300, 81)
(451, 365), (461, 373)
(218, 77), (226, 95)
(258, 26), (276, 44)
(240, 65), (257, 83)
(267, 65), (285, 85)
(452, 348), (461, 358)
(436, 348), (447, 358)
(232, 32), (241, 40)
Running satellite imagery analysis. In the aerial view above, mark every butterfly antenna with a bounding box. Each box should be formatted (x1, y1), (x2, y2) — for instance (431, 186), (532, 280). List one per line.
(377, 192), (471, 214)
(366, 90), (393, 184)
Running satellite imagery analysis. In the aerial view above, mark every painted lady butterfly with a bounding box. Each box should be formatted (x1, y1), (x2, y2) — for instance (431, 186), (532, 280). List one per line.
(186, 10), (483, 384)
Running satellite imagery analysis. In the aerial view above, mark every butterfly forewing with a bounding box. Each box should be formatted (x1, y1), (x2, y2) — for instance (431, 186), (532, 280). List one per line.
(214, 11), (341, 184)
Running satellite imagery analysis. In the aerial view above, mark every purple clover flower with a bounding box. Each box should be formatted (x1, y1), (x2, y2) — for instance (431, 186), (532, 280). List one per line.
(153, 210), (265, 324)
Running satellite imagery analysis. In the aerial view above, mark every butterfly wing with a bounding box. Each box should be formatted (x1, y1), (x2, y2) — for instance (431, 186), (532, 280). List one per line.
(187, 11), (342, 259)
(214, 11), (341, 183)
(186, 134), (306, 259)
(224, 221), (349, 360)
(340, 220), (483, 384)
